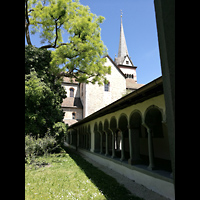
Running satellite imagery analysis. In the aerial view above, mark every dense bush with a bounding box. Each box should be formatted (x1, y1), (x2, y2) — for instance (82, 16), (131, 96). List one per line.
(52, 122), (67, 145)
(25, 134), (58, 164)
(25, 46), (66, 137)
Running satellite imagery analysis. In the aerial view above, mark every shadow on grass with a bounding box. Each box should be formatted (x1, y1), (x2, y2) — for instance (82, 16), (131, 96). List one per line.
(63, 147), (143, 200)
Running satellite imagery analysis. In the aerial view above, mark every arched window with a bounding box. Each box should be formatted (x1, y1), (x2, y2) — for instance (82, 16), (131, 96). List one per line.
(70, 88), (74, 97)
(72, 112), (76, 119)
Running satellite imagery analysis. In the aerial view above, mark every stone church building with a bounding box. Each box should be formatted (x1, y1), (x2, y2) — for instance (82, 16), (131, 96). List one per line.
(61, 17), (143, 126)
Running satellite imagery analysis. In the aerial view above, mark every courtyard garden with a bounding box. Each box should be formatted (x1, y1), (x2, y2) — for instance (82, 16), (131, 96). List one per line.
(25, 148), (143, 200)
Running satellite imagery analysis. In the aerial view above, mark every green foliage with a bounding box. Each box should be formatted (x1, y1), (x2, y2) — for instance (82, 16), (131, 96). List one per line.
(25, 0), (111, 85)
(25, 46), (67, 138)
(25, 45), (52, 75)
(52, 122), (67, 145)
(25, 134), (57, 164)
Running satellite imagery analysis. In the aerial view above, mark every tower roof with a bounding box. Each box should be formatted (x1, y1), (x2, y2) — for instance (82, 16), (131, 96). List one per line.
(115, 13), (133, 66)
(118, 15), (129, 59)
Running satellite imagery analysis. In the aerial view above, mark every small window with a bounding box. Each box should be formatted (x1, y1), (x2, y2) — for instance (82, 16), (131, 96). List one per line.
(126, 60), (129, 64)
(70, 88), (74, 97)
(104, 82), (110, 92)
(72, 112), (76, 119)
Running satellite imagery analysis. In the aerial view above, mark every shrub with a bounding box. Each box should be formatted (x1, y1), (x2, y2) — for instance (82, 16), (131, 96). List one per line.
(25, 134), (57, 164)
(52, 122), (67, 145)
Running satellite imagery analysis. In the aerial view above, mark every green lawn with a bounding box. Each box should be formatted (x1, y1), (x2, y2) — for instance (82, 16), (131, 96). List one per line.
(25, 148), (143, 200)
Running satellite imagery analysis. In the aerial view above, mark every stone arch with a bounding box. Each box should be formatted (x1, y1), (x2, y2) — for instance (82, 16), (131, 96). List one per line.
(118, 113), (128, 131)
(104, 119), (109, 132)
(144, 106), (161, 169)
(129, 110), (142, 129)
(109, 116), (118, 158)
(99, 121), (103, 133)
(128, 110), (142, 164)
(144, 105), (163, 138)
(144, 105), (163, 122)
(118, 113), (129, 161)
(110, 116), (117, 132)
(94, 122), (98, 132)
(144, 105), (171, 171)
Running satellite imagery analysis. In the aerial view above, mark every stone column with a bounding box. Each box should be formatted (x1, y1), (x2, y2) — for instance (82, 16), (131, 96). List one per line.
(128, 128), (134, 165)
(111, 131), (116, 158)
(120, 131), (125, 161)
(142, 123), (155, 170)
(95, 132), (98, 152)
(70, 131), (72, 145)
(128, 127), (140, 165)
(86, 133), (88, 150)
(154, 0), (175, 186)
(105, 132), (109, 156)
(76, 129), (79, 151)
(100, 132), (103, 154)
(88, 133), (91, 151)
(77, 129), (79, 148)
(147, 128), (155, 170)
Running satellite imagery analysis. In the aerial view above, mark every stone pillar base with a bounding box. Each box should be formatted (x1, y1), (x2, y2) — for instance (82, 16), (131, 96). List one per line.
(111, 155), (116, 159)
(128, 158), (141, 165)
(147, 164), (155, 171)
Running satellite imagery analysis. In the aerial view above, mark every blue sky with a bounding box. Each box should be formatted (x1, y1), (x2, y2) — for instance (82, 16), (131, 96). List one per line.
(26, 0), (162, 84)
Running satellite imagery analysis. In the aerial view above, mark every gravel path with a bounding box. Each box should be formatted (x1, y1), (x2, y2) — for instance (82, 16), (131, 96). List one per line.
(79, 151), (170, 200)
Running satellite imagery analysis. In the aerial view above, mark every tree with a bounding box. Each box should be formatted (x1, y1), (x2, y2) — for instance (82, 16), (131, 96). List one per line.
(25, 46), (66, 137)
(25, 0), (111, 85)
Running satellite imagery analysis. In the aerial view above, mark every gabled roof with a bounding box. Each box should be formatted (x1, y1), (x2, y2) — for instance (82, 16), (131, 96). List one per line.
(62, 77), (79, 84)
(105, 55), (126, 78)
(121, 54), (135, 67)
(126, 79), (144, 89)
(62, 97), (83, 108)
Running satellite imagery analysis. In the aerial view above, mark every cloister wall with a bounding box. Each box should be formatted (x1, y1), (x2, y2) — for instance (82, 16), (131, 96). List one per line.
(82, 94), (167, 156)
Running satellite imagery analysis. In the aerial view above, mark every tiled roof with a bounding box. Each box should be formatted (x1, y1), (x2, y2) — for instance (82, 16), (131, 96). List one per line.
(62, 77), (79, 84)
(61, 97), (83, 108)
(63, 119), (79, 126)
(126, 79), (144, 89)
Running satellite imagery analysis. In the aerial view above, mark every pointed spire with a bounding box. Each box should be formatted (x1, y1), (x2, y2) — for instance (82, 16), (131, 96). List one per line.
(115, 11), (129, 65)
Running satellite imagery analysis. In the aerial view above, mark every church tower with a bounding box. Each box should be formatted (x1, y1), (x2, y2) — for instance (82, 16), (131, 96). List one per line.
(114, 12), (138, 83)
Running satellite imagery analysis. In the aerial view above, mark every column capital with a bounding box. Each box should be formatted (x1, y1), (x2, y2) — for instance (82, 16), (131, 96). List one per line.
(142, 123), (149, 130)
(127, 125), (133, 129)
(162, 120), (167, 125)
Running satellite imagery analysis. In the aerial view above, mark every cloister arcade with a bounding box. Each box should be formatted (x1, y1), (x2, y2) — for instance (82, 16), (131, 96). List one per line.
(67, 94), (172, 173)
(67, 77), (174, 199)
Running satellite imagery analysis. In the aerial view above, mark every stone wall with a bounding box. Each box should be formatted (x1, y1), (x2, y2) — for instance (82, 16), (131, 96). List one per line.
(84, 57), (126, 117)
(62, 107), (83, 126)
